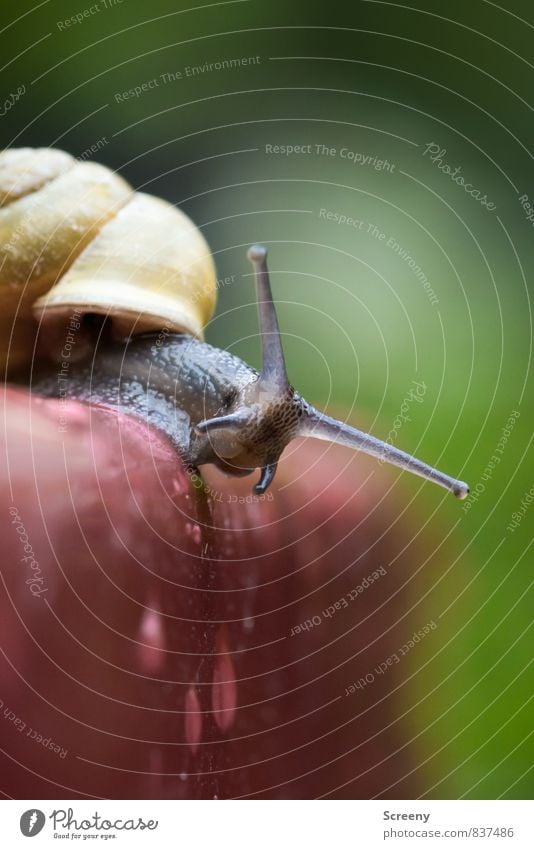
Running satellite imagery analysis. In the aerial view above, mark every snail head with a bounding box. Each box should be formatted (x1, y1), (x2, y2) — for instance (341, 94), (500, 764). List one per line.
(195, 245), (469, 500)
(194, 245), (302, 493)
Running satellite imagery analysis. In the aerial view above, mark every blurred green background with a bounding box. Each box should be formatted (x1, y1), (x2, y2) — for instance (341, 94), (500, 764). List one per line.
(1, 0), (532, 798)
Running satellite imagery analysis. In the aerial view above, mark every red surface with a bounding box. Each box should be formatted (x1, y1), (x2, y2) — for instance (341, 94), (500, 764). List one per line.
(0, 387), (419, 799)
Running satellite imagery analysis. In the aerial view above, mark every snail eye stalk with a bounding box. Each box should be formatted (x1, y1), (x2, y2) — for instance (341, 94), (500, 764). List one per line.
(298, 408), (470, 500)
(247, 244), (290, 392)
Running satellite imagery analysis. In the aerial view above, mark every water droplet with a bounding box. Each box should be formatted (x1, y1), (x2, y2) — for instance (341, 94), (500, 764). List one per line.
(137, 602), (166, 673)
(184, 685), (202, 754)
(212, 630), (237, 733)
(243, 616), (255, 633)
(172, 476), (185, 496)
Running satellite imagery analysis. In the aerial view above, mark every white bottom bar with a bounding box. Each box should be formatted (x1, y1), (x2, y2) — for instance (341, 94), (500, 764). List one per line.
(1, 799), (532, 847)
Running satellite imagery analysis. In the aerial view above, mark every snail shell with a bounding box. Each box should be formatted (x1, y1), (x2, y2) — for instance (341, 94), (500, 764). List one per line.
(0, 147), (216, 372)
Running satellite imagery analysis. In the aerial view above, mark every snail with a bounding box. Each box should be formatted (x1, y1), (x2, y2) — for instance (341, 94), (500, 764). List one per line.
(2, 147), (469, 499)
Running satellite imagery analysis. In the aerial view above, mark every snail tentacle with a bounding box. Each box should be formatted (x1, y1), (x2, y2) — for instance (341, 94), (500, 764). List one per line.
(198, 245), (469, 499)
(195, 409), (254, 434)
(247, 243), (289, 391)
(254, 462), (278, 495)
(297, 406), (469, 499)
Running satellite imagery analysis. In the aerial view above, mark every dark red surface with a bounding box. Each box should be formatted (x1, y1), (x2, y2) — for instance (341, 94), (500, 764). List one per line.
(0, 387), (419, 799)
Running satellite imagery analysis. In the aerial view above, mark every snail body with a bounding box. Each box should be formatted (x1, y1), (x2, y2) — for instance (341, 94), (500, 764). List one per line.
(34, 332), (266, 476)
(3, 147), (469, 499)
(34, 323), (305, 490)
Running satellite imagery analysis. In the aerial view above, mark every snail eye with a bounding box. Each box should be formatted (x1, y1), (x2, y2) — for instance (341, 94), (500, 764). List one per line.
(222, 389), (238, 410)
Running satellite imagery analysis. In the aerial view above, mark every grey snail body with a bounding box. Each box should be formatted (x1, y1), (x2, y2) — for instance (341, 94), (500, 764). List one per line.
(33, 302), (306, 493)
(33, 331), (272, 481)
(4, 148), (469, 499)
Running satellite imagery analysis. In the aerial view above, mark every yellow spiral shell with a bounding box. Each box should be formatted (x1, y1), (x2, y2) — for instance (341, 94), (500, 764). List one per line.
(0, 147), (217, 372)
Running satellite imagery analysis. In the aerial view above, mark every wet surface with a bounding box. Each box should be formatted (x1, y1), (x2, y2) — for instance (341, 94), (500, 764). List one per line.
(0, 388), (422, 798)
